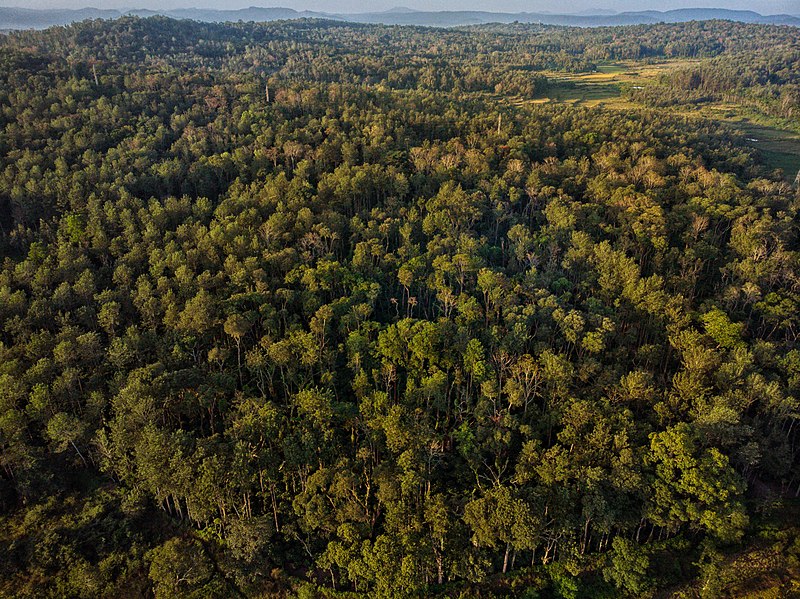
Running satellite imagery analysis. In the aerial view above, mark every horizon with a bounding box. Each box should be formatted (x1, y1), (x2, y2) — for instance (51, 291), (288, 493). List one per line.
(2, 7), (800, 599)
(3, 1), (799, 17)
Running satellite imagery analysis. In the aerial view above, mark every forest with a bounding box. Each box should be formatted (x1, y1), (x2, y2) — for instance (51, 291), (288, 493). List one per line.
(1, 16), (799, 598)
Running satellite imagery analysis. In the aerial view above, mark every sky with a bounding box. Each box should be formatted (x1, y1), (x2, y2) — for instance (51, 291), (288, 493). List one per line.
(3, 0), (799, 14)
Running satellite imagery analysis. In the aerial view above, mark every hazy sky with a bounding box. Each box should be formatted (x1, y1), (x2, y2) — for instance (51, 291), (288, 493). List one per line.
(3, 0), (799, 14)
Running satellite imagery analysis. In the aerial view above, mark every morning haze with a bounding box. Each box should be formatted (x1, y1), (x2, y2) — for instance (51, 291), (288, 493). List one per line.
(5, 0), (800, 15)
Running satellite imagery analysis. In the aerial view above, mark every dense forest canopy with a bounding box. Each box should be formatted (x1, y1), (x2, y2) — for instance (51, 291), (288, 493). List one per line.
(1, 16), (799, 598)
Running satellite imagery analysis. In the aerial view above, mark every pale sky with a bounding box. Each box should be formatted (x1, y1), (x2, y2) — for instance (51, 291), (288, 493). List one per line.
(2, 0), (799, 14)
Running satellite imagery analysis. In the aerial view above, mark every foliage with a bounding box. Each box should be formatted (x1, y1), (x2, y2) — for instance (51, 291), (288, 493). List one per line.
(0, 15), (799, 598)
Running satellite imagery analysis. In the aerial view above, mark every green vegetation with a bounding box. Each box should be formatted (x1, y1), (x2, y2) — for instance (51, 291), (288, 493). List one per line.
(0, 16), (799, 598)
(729, 124), (800, 180)
(516, 52), (800, 180)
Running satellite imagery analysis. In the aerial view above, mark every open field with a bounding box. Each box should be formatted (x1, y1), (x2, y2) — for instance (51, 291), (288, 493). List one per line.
(735, 123), (800, 179)
(510, 59), (800, 181)
(538, 59), (702, 108)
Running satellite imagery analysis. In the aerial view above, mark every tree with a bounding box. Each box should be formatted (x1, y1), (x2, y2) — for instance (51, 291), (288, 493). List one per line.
(603, 537), (651, 596)
(45, 412), (88, 467)
(224, 313), (251, 384)
(147, 537), (215, 599)
(647, 424), (748, 543)
(464, 485), (539, 574)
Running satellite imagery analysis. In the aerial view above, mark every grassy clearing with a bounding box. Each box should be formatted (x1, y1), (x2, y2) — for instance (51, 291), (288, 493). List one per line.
(532, 59), (699, 108)
(537, 82), (622, 104)
(695, 105), (800, 177)
(747, 139), (800, 179)
(503, 58), (800, 181)
(669, 105), (800, 178)
(594, 62), (627, 74)
(716, 118), (800, 179)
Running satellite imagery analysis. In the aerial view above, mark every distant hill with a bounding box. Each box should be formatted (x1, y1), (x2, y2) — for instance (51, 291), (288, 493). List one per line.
(0, 7), (120, 29)
(1, 5), (798, 30)
(573, 9), (619, 15)
(334, 8), (800, 27)
(157, 7), (331, 22)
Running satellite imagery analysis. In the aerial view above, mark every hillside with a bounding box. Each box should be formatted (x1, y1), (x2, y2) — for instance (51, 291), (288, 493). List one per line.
(1, 5), (799, 30)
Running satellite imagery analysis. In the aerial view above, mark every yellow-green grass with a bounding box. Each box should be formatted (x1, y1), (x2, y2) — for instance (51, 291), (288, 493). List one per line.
(532, 59), (699, 107)
(736, 124), (800, 179)
(503, 58), (800, 181)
